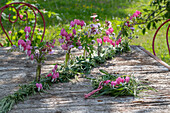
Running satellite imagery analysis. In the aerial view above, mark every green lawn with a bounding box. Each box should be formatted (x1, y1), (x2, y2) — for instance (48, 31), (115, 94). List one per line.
(0, 0), (169, 64)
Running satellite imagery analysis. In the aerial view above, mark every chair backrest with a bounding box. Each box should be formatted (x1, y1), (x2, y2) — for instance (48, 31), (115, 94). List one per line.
(152, 19), (170, 56)
(0, 2), (46, 47)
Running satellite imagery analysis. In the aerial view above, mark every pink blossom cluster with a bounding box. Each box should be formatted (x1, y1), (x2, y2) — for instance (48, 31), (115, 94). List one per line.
(24, 26), (31, 39)
(46, 64), (59, 82)
(59, 28), (75, 50)
(97, 37), (122, 47)
(18, 39), (32, 57)
(103, 76), (130, 88)
(36, 83), (42, 91)
(105, 27), (114, 36)
(130, 10), (141, 20)
(59, 20), (83, 50)
(70, 19), (85, 29)
(42, 40), (55, 54)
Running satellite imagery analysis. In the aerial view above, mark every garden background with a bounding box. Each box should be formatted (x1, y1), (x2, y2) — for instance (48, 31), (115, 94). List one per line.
(0, 0), (169, 64)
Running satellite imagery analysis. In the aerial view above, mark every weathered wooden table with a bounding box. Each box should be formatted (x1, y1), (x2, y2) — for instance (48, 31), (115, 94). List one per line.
(0, 46), (169, 113)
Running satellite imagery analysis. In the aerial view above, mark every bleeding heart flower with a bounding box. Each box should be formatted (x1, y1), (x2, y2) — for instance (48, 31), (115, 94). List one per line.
(54, 64), (58, 69)
(36, 83), (42, 91)
(103, 36), (108, 43)
(116, 41), (119, 46)
(51, 72), (59, 82)
(80, 20), (85, 27)
(110, 41), (115, 47)
(111, 81), (117, 87)
(70, 21), (75, 27)
(103, 80), (111, 85)
(116, 77), (122, 85)
(52, 68), (56, 74)
(30, 54), (34, 60)
(47, 73), (52, 77)
(24, 26), (31, 33)
(61, 44), (68, 50)
(125, 76), (130, 83)
(97, 38), (102, 44)
(73, 29), (76, 35)
(108, 27), (114, 33)
(27, 50), (31, 56)
(106, 30), (110, 35)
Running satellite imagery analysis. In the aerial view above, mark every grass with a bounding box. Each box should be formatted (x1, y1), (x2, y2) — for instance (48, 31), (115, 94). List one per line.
(0, 0), (169, 64)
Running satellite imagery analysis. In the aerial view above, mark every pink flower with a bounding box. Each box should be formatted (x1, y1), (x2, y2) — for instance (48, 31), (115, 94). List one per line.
(103, 36), (108, 43)
(116, 41), (119, 46)
(52, 68), (56, 73)
(30, 54), (34, 60)
(47, 73), (52, 77)
(66, 36), (70, 41)
(24, 26), (31, 33)
(54, 64), (58, 69)
(74, 19), (80, 25)
(52, 72), (59, 82)
(80, 20), (85, 27)
(97, 38), (102, 44)
(121, 78), (125, 83)
(26, 40), (31, 45)
(118, 38), (121, 43)
(26, 45), (31, 50)
(116, 77), (122, 85)
(59, 38), (64, 43)
(73, 29), (76, 35)
(103, 80), (110, 85)
(19, 14), (23, 19)
(35, 10), (38, 14)
(69, 33), (72, 37)
(125, 76), (130, 83)
(135, 10), (141, 15)
(60, 28), (67, 36)
(27, 50), (31, 56)
(107, 38), (112, 43)
(70, 21), (75, 27)
(8, 31), (12, 34)
(108, 27), (114, 33)
(38, 28), (41, 32)
(130, 16), (133, 20)
(106, 30), (110, 35)
(61, 44), (68, 50)
(110, 41), (115, 47)
(36, 83), (42, 91)
(111, 81), (117, 87)
(25, 34), (29, 39)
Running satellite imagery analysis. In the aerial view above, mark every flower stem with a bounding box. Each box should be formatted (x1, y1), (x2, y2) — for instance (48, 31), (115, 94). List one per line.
(83, 49), (86, 58)
(36, 63), (41, 81)
(65, 50), (70, 67)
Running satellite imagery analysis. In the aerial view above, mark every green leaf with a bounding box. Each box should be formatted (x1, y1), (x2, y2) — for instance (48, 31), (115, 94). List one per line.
(147, 22), (151, 30)
(142, 28), (146, 35)
(143, 9), (149, 12)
